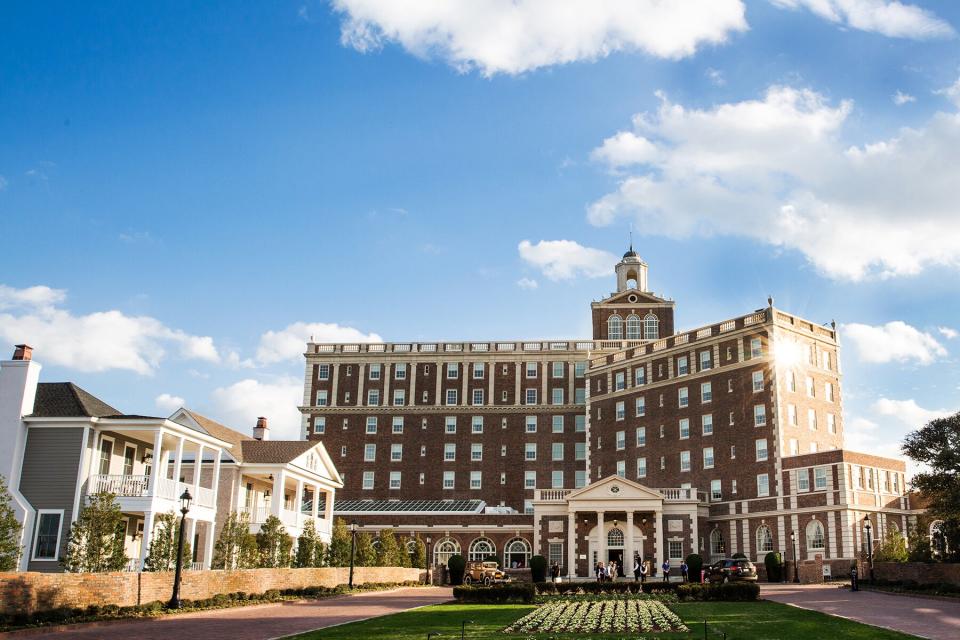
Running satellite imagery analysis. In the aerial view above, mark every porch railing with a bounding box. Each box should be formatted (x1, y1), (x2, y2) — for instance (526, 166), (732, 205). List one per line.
(88, 474), (150, 497)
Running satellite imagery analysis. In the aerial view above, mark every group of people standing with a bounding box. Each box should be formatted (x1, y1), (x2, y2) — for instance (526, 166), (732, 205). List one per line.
(592, 556), (692, 583)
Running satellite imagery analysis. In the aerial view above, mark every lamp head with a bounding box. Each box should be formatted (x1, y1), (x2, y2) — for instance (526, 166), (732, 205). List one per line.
(179, 489), (192, 514)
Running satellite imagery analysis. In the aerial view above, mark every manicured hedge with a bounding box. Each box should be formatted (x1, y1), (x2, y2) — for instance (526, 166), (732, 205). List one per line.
(676, 582), (760, 602)
(532, 580), (759, 601)
(530, 555), (547, 583)
(447, 554), (466, 585)
(452, 583), (536, 604)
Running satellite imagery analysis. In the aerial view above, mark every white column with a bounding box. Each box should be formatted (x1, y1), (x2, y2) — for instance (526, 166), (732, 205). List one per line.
(435, 361), (442, 405)
(204, 521), (216, 569)
(139, 511), (155, 569)
(211, 448), (222, 497)
(541, 362), (548, 402)
(690, 508), (699, 557)
(148, 430), (163, 493)
(461, 363), (468, 403)
(567, 511), (577, 578)
(192, 444), (204, 496)
(654, 510), (664, 565)
(187, 518), (197, 566)
(331, 363), (340, 407)
(295, 477), (304, 526)
(597, 511), (606, 566)
(625, 511), (635, 569)
(385, 364), (392, 407)
(172, 436), (185, 484)
(272, 471), (284, 517)
(487, 362), (494, 404)
(324, 488), (334, 521)
(410, 363), (417, 406)
(311, 483), (320, 518)
(514, 362), (521, 403)
(357, 364), (366, 404)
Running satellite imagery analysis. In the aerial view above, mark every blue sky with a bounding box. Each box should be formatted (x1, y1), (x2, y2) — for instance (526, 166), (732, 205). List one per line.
(1, 1), (959, 463)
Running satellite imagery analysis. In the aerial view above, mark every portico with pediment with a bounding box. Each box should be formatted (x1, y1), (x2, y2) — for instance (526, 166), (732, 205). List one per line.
(532, 475), (706, 579)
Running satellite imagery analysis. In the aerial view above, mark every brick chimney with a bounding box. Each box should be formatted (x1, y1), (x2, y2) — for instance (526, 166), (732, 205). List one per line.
(12, 345), (33, 361)
(253, 416), (269, 441)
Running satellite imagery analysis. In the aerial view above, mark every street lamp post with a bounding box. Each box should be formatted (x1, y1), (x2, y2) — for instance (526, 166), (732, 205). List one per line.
(863, 516), (874, 585)
(349, 521), (358, 589)
(168, 489), (193, 609)
(425, 535), (432, 584)
(461, 619), (475, 640)
(790, 531), (800, 584)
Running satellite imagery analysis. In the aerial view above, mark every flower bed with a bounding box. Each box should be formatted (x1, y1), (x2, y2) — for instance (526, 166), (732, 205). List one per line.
(503, 598), (688, 634)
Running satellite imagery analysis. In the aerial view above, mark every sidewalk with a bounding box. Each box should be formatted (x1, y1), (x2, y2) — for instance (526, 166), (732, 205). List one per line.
(762, 583), (960, 640)
(0, 586), (453, 640)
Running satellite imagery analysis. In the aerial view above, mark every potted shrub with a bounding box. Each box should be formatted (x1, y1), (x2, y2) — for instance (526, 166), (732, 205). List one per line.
(529, 555), (547, 583)
(447, 554), (466, 585)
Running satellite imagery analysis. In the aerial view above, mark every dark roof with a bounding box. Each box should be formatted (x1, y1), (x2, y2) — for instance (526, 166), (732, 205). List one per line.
(623, 249), (638, 259)
(180, 409), (253, 460)
(334, 499), (485, 514)
(30, 382), (122, 418)
(240, 440), (318, 464)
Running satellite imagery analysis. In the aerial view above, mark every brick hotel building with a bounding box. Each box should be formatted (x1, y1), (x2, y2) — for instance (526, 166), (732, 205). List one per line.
(301, 248), (917, 578)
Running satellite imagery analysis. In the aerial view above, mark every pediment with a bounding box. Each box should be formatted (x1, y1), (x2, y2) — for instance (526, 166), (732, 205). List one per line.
(564, 475), (665, 504)
(595, 289), (670, 306)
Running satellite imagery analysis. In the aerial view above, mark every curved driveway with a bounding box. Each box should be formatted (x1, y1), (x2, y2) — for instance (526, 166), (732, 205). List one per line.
(0, 586), (452, 640)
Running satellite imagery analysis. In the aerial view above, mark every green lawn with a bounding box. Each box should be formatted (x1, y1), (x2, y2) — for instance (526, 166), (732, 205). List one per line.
(289, 600), (921, 640)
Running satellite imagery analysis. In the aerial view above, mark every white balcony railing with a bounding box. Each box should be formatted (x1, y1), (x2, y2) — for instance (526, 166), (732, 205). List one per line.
(533, 486), (705, 503)
(88, 474), (150, 497)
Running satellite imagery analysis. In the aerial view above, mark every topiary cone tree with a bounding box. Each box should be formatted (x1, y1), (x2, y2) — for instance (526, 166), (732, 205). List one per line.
(529, 554), (547, 583)
(447, 553), (466, 585)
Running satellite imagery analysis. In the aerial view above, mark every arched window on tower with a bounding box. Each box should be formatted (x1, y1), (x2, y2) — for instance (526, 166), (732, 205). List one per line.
(608, 315), (623, 340)
(626, 314), (641, 340)
(643, 313), (659, 340)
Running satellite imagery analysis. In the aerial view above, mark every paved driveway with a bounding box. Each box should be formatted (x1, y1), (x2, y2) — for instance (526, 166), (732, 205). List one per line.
(1, 586), (453, 640)
(762, 583), (960, 640)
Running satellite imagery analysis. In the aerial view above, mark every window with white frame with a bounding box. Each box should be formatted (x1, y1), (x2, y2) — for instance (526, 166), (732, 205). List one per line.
(806, 376), (815, 398)
(362, 471), (375, 490)
(644, 313), (659, 340)
(552, 415), (564, 433)
(625, 314), (641, 340)
(392, 417), (404, 433)
(552, 470), (564, 488)
(315, 390), (328, 406)
(637, 457), (647, 478)
(317, 364), (330, 380)
(679, 418), (690, 439)
(756, 525), (774, 553)
(704, 447), (715, 468)
(389, 471), (401, 489)
(634, 366), (646, 386)
(788, 404), (798, 426)
(788, 371), (797, 392)
(756, 438), (768, 461)
(754, 404), (766, 426)
(525, 416), (537, 432)
(472, 389), (484, 405)
(552, 362), (564, 378)
(369, 364), (381, 380)
(752, 371), (764, 393)
(364, 444), (376, 461)
(814, 467), (828, 490)
(808, 409), (817, 431)
(575, 387), (586, 404)
(472, 416), (484, 433)
(471, 443), (483, 461)
(548, 541), (563, 568)
(806, 520), (825, 550)
(822, 351), (832, 370)
(615, 371), (625, 390)
(526, 361), (538, 378)
(524, 500), (534, 515)
(421, 445), (426, 457)
(616, 401), (625, 421)
(525, 443), (537, 460)
(608, 314), (623, 339)
(669, 540), (683, 561)
(826, 382), (835, 402)
(710, 479), (722, 501)
(702, 414), (713, 435)
(797, 469), (809, 491)
(445, 389), (458, 405)
(701, 382), (712, 403)
(552, 442), (564, 461)
(730, 445), (736, 459)
(615, 430), (625, 450)
(367, 389), (380, 406)
(678, 387), (689, 408)
(390, 443), (402, 461)
(395, 363), (407, 379)
(615, 460), (625, 477)
(552, 388), (564, 405)
(392, 389), (405, 406)
(470, 471), (482, 489)
(680, 450), (691, 472)
(525, 389), (537, 404)
(732, 479), (737, 493)
(445, 416), (456, 433)
(677, 355), (689, 376)
(446, 363), (458, 379)
(750, 338), (762, 358)
(32, 510), (63, 561)
(757, 473), (769, 497)
(444, 443), (456, 461)
(575, 362), (586, 378)
(789, 438), (799, 455)
(443, 471), (455, 489)
(366, 417), (377, 434)
(473, 362), (484, 379)
(340, 445), (346, 457)
(636, 426), (646, 447)
(575, 442), (586, 460)
(313, 417), (325, 434)
(700, 350), (712, 371)
(575, 414), (585, 432)
(827, 413), (836, 434)
(524, 470), (537, 489)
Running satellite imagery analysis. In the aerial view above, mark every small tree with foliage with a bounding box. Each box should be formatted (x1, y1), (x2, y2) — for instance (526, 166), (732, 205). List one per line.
(410, 535), (427, 569)
(902, 411), (960, 561)
(685, 553), (703, 580)
(213, 511), (258, 570)
(256, 515), (292, 567)
(314, 541), (329, 567)
(327, 517), (352, 567)
(354, 531), (375, 567)
(873, 527), (909, 563)
(143, 511), (193, 571)
(375, 528), (406, 567)
(0, 475), (22, 571)
(295, 519), (321, 568)
(764, 551), (783, 582)
(62, 491), (128, 573)
(907, 520), (934, 563)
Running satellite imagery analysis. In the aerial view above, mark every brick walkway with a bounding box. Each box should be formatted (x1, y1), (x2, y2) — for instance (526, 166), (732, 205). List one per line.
(2, 586), (453, 640)
(762, 583), (960, 640)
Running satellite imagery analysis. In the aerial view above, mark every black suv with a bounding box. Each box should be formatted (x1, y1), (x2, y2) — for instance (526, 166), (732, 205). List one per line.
(705, 558), (758, 583)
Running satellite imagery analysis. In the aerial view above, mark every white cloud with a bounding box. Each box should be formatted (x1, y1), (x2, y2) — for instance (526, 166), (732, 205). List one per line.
(938, 326), (958, 339)
(892, 90), (916, 105)
(256, 321), (382, 364)
(518, 240), (618, 281)
(770, 0), (954, 39)
(210, 377), (304, 440)
(588, 85), (960, 280)
(155, 393), (185, 414)
(332, 0), (748, 76)
(872, 397), (951, 427)
(0, 283), (222, 375)
(590, 131), (659, 168)
(842, 321), (947, 364)
(935, 76), (960, 108)
(706, 67), (725, 86)
(516, 277), (539, 290)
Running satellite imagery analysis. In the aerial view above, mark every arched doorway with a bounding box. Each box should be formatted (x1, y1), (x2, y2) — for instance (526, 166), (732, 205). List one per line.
(503, 537), (531, 568)
(586, 521), (642, 567)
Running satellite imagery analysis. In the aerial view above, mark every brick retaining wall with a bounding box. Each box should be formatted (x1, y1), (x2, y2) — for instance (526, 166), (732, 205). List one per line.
(873, 562), (960, 585)
(0, 566), (425, 614)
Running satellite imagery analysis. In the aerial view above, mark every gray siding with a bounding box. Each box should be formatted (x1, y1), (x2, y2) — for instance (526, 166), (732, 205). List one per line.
(19, 427), (85, 572)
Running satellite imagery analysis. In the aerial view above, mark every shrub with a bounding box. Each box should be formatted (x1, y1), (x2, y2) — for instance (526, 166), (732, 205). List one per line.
(530, 555), (548, 583)
(676, 582), (759, 602)
(447, 554), (466, 585)
(685, 553), (703, 580)
(453, 583), (535, 604)
(764, 551), (783, 582)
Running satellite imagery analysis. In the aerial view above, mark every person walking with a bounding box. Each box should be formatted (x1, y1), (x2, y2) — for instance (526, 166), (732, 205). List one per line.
(680, 560), (689, 583)
(661, 559), (671, 582)
(595, 561), (603, 583)
(633, 555), (641, 582)
(640, 561), (648, 583)
(551, 562), (561, 583)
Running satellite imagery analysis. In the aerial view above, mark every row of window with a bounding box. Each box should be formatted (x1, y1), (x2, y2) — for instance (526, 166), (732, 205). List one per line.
(357, 441), (588, 463)
(317, 361), (589, 381)
(606, 313), (659, 340)
(313, 414), (587, 434)
(606, 338), (765, 391)
(611, 375), (766, 416)
(613, 398), (768, 428)
(708, 520), (826, 557)
(359, 469), (587, 491)
(315, 386), (583, 407)
(849, 464), (903, 494)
